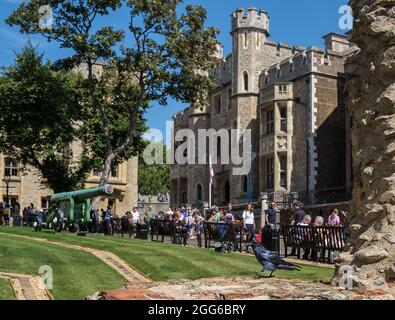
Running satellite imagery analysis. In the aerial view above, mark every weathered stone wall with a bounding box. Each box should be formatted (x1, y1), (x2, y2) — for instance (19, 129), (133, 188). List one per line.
(291, 78), (309, 193)
(315, 75), (347, 191)
(334, 0), (395, 289)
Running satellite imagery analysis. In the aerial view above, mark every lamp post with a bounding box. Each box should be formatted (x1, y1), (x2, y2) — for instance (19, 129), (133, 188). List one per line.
(4, 172), (11, 206)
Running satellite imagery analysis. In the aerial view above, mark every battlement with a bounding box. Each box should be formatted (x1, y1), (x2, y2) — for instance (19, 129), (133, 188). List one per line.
(259, 44), (352, 89)
(231, 7), (269, 35)
(213, 54), (232, 86)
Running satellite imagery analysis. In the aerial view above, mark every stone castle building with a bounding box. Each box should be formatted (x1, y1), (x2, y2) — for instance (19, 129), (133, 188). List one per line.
(0, 154), (138, 214)
(0, 61), (138, 214)
(170, 8), (358, 208)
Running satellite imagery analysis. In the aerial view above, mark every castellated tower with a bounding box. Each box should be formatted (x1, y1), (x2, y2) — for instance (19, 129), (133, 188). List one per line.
(228, 8), (270, 202)
(231, 7), (269, 95)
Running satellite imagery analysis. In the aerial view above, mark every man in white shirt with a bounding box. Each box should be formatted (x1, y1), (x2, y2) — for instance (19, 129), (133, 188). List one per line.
(166, 207), (174, 219)
(131, 207), (140, 225)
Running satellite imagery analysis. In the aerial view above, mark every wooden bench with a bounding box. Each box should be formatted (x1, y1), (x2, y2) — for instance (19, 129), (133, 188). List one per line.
(203, 222), (243, 253)
(281, 225), (347, 263)
(117, 216), (133, 238)
(149, 219), (175, 242)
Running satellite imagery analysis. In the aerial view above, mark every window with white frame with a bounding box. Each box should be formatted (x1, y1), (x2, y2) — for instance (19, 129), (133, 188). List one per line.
(4, 158), (19, 177)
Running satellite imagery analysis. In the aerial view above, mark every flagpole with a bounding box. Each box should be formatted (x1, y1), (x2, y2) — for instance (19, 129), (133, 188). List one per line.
(209, 155), (212, 208)
(209, 179), (212, 208)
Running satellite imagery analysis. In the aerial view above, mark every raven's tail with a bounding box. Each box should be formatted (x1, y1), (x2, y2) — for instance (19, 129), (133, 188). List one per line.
(278, 263), (302, 271)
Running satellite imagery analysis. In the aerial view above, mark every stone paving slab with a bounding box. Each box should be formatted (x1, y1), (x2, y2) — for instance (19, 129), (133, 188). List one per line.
(97, 277), (395, 300)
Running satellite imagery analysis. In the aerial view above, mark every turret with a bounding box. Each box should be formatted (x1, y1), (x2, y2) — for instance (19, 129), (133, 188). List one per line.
(231, 7), (269, 36)
(231, 8), (270, 94)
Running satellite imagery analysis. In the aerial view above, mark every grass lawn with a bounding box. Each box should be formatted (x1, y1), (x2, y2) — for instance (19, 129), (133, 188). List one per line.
(0, 278), (15, 300)
(0, 232), (125, 300)
(0, 227), (334, 283)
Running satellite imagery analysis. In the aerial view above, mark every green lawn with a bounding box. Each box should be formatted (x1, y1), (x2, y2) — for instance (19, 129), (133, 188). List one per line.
(0, 278), (15, 300)
(0, 227), (334, 283)
(0, 232), (125, 300)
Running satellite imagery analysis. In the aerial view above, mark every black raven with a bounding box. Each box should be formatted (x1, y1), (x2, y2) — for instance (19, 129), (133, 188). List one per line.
(249, 239), (301, 277)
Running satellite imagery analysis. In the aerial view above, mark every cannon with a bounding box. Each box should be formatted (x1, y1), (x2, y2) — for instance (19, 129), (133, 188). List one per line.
(42, 184), (115, 232)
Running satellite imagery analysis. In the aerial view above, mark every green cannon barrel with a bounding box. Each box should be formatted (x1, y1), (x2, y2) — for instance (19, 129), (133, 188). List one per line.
(50, 184), (114, 204)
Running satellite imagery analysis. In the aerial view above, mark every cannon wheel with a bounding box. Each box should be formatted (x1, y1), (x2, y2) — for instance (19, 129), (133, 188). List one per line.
(68, 223), (79, 233)
(53, 209), (65, 233)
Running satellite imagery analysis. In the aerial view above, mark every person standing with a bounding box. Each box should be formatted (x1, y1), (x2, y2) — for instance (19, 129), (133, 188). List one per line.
(265, 201), (277, 229)
(193, 210), (205, 248)
(3, 204), (11, 226)
(243, 203), (255, 243)
(89, 209), (99, 233)
(105, 205), (114, 235)
(290, 201), (306, 225)
(262, 201), (278, 252)
(13, 200), (20, 218)
(212, 206), (221, 223)
(180, 206), (188, 219)
(183, 210), (193, 246)
(145, 205), (155, 221)
(290, 201), (307, 256)
(131, 207), (140, 225)
(166, 207), (174, 220)
(225, 203), (234, 224)
(327, 208), (341, 226)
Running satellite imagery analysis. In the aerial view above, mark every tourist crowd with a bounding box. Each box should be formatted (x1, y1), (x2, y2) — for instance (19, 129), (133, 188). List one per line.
(95, 201), (348, 250)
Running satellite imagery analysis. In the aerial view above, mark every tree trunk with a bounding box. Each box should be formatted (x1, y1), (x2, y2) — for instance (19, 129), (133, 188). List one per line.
(91, 152), (114, 210)
(333, 0), (395, 289)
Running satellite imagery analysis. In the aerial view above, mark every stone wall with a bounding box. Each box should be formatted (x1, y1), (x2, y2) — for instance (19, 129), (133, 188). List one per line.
(334, 0), (395, 289)
(315, 75), (347, 191)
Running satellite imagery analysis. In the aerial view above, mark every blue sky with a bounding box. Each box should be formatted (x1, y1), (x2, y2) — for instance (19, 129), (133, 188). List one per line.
(0, 0), (350, 142)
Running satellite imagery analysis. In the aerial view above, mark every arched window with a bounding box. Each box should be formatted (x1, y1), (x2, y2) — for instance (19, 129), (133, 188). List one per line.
(196, 183), (203, 202)
(243, 72), (249, 91)
(242, 175), (248, 193)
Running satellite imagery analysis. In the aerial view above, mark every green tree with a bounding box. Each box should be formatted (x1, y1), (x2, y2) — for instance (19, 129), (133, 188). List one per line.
(7, 0), (219, 201)
(138, 141), (169, 195)
(0, 44), (90, 192)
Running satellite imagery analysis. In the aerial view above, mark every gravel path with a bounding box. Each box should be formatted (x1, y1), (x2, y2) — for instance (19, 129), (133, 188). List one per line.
(0, 272), (52, 300)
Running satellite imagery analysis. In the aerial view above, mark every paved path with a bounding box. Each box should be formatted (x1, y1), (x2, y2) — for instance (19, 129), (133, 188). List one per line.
(0, 272), (52, 300)
(1, 233), (151, 296)
(94, 277), (395, 300)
